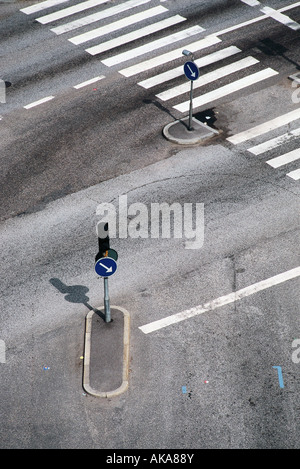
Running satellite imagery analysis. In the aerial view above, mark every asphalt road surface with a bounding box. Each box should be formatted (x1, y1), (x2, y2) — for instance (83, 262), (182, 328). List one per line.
(0, 0), (299, 450)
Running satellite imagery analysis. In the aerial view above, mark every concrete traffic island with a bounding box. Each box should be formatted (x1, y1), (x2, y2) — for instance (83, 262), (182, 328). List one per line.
(163, 116), (219, 145)
(82, 306), (130, 398)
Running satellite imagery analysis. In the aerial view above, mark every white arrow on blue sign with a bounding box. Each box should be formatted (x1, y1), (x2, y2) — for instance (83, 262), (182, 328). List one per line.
(184, 61), (199, 81)
(95, 257), (117, 277)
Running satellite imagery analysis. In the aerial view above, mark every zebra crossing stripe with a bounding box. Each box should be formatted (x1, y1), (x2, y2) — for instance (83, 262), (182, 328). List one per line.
(156, 56), (259, 101)
(69, 6), (168, 45)
(266, 149), (300, 168)
(138, 42), (241, 89)
(87, 15), (187, 57)
(227, 108), (300, 144)
(100, 25), (201, 66)
(248, 127), (300, 155)
(36, 0), (109, 24)
(51, 0), (151, 35)
(20, 0), (69, 15)
(120, 35), (224, 79)
(287, 168), (300, 180)
(174, 68), (278, 112)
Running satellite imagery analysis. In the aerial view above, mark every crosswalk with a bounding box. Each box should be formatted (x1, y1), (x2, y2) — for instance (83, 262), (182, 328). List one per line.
(20, 0), (281, 107)
(227, 109), (300, 181)
(19, 0), (300, 181)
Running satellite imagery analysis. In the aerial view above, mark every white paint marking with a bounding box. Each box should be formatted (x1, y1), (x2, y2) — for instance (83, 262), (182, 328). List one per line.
(266, 149), (300, 168)
(240, 0), (261, 6)
(20, 0), (69, 14)
(209, 2), (300, 37)
(36, 0), (109, 24)
(248, 127), (300, 155)
(69, 6), (168, 45)
(287, 168), (300, 180)
(100, 25), (203, 66)
(23, 96), (55, 109)
(174, 68), (278, 113)
(139, 266), (300, 334)
(0, 340), (5, 364)
(120, 36), (230, 79)
(86, 15), (186, 57)
(227, 108), (300, 144)
(73, 75), (105, 89)
(51, 0), (151, 35)
(260, 6), (300, 31)
(140, 44), (240, 90)
(156, 56), (259, 101)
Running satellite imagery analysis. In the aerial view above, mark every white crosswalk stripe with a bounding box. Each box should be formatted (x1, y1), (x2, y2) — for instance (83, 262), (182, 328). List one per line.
(51, 0), (151, 35)
(266, 149), (300, 168)
(156, 56), (259, 101)
(287, 168), (300, 180)
(173, 68), (279, 113)
(227, 109), (300, 144)
(20, 0), (70, 15)
(69, 6), (168, 45)
(119, 36), (226, 78)
(227, 110), (300, 181)
(100, 25), (204, 66)
(248, 127), (300, 155)
(86, 15), (187, 57)
(36, 0), (109, 24)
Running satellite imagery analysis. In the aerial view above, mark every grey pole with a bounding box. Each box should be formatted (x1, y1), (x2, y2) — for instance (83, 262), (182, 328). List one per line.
(188, 79), (193, 131)
(104, 277), (111, 323)
(182, 50), (195, 131)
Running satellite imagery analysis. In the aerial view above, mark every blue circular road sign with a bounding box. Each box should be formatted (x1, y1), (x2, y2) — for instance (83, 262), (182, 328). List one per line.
(95, 257), (117, 277)
(184, 61), (199, 81)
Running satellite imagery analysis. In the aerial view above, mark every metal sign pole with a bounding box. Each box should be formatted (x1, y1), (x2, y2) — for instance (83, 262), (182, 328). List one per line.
(188, 79), (194, 131)
(182, 50), (199, 132)
(103, 277), (111, 323)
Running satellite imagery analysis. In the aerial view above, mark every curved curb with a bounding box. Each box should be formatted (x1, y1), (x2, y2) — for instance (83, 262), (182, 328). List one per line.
(163, 117), (219, 145)
(82, 306), (130, 398)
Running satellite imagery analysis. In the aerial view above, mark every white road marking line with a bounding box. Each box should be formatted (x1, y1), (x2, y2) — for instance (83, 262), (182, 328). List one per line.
(73, 75), (105, 89)
(260, 6), (300, 31)
(139, 266), (300, 334)
(87, 15), (186, 57)
(287, 168), (300, 180)
(248, 127), (300, 155)
(121, 35), (223, 79)
(139, 44), (240, 90)
(210, 2), (300, 37)
(156, 56), (259, 101)
(174, 68), (278, 113)
(280, 1), (300, 11)
(240, 0), (261, 6)
(23, 96), (55, 109)
(266, 149), (300, 168)
(69, 6), (168, 45)
(100, 26), (202, 67)
(36, 0), (108, 24)
(20, 0), (69, 14)
(51, 0), (151, 35)
(227, 108), (300, 144)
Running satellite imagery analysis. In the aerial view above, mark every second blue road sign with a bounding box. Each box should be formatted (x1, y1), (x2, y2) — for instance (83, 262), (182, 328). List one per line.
(95, 257), (117, 278)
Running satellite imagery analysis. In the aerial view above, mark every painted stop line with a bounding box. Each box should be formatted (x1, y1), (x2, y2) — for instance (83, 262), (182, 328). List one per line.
(139, 266), (300, 334)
